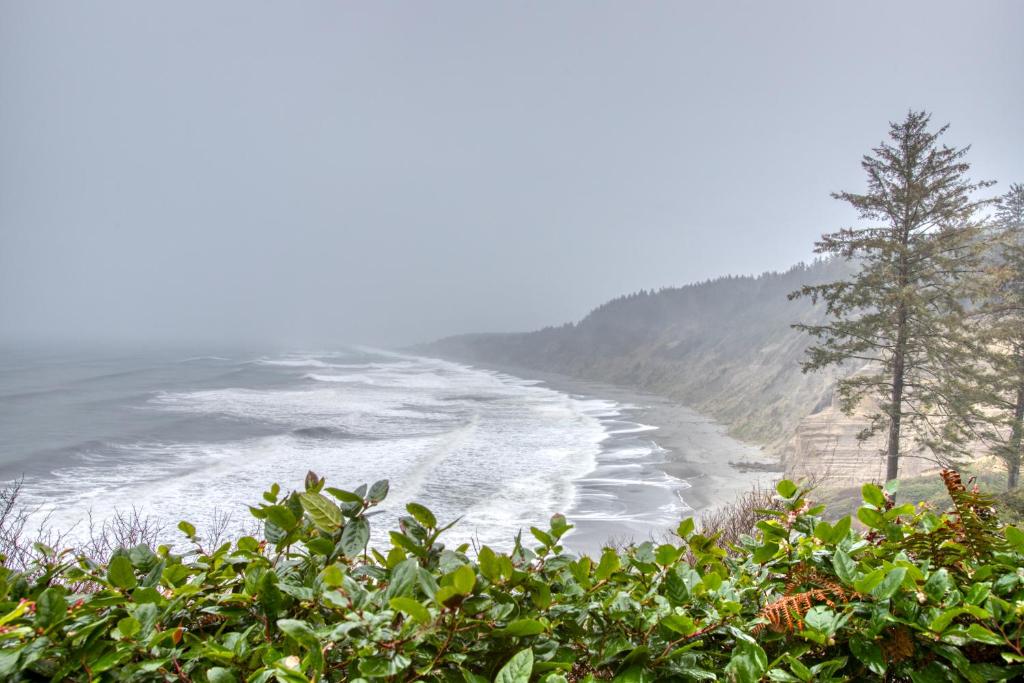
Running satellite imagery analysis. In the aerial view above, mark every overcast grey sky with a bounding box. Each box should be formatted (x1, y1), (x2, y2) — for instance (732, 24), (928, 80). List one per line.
(2, 1), (1021, 347)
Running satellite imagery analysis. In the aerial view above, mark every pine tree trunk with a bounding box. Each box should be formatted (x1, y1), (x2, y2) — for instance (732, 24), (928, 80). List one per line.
(1009, 449), (1021, 490)
(887, 241), (910, 483)
(1009, 353), (1024, 490)
(887, 328), (906, 482)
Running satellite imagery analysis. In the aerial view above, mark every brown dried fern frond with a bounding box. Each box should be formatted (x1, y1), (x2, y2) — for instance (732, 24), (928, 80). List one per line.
(759, 591), (811, 632)
(784, 564), (848, 599)
(756, 564), (851, 634)
(941, 468), (967, 495)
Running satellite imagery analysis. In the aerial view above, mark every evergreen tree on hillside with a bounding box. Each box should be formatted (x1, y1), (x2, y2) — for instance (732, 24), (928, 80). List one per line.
(790, 111), (993, 481)
(972, 183), (1024, 488)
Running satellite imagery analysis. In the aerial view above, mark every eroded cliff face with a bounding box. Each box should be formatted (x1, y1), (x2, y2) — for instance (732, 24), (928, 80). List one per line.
(784, 395), (939, 486)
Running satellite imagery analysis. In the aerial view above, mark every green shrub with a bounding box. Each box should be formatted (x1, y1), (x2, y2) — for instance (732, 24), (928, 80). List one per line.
(994, 488), (1024, 526)
(2, 469), (1024, 682)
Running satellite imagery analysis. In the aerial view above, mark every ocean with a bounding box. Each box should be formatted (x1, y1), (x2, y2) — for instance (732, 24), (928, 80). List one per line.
(0, 345), (691, 551)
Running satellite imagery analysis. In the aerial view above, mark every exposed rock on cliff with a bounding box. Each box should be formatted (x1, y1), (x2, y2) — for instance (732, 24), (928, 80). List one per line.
(784, 395), (939, 486)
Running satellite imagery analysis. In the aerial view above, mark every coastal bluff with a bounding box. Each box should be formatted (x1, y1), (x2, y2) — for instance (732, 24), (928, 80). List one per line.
(417, 260), (909, 485)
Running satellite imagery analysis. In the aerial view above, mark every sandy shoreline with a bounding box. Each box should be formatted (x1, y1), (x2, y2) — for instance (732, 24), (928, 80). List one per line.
(469, 363), (781, 553)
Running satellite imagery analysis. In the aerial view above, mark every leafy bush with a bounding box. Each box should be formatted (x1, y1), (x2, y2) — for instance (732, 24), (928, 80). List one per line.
(993, 488), (1024, 526)
(2, 470), (1024, 682)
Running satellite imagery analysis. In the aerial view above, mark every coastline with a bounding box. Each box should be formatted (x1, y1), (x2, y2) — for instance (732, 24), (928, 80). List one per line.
(461, 362), (781, 552)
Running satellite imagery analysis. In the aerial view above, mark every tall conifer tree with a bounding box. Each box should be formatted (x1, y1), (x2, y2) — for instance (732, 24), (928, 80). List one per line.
(972, 183), (1024, 488)
(791, 111), (992, 481)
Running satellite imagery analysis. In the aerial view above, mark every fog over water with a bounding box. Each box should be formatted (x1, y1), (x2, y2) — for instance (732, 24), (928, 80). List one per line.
(2, 1), (1022, 347)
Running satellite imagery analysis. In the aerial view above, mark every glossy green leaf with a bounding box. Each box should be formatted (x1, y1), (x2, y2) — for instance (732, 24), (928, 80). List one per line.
(965, 624), (1005, 645)
(368, 479), (390, 503)
(452, 564), (476, 595)
(406, 502), (437, 529)
(677, 518), (695, 538)
(117, 616), (140, 639)
(832, 549), (856, 584)
(661, 613), (695, 635)
(389, 597), (431, 624)
(341, 517), (370, 557)
(206, 668), (237, 683)
(478, 546), (500, 581)
(107, 555), (138, 590)
(530, 527), (553, 547)
(727, 640), (767, 683)
(861, 484), (886, 508)
(264, 505), (297, 531)
(595, 549), (620, 580)
(35, 586), (66, 629)
(325, 487), (363, 504)
(495, 648), (533, 683)
(1005, 525), (1024, 549)
(752, 542), (779, 563)
(853, 567), (886, 594)
(871, 567), (907, 600)
(776, 480), (798, 498)
(277, 618), (319, 648)
(830, 515), (852, 541)
(299, 492), (342, 531)
(857, 507), (885, 529)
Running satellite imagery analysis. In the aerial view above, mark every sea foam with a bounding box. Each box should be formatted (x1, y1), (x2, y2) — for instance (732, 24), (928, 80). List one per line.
(17, 352), (618, 550)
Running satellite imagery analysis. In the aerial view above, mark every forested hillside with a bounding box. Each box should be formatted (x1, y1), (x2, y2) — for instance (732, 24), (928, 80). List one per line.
(420, 260), (851, 449)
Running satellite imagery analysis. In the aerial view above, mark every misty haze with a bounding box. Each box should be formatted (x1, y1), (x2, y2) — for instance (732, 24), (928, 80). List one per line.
(1, 2), (1023, 680)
